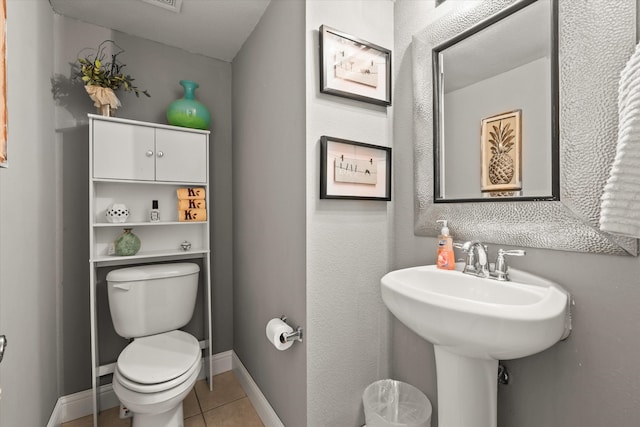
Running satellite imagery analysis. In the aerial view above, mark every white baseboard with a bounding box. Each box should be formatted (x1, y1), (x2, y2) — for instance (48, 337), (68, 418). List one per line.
(48, 350), (233, 427)
(47, 398), (63, 427)
(232, 352), (284, 427)
(47, 382), (119, 427)
(210, 349), (234, 375)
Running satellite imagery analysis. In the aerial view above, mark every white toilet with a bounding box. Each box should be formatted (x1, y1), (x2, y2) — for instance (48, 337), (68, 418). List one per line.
(106, 263), (201, 427)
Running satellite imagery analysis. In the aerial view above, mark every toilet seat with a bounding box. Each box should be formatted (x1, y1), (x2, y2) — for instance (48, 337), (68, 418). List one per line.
(116, 330), (200, 394)
(112, 357), (201, 417)
(116, 355), (201, 394)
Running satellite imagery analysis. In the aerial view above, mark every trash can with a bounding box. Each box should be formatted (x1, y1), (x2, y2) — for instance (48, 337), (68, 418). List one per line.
(363, 379), (432, 427)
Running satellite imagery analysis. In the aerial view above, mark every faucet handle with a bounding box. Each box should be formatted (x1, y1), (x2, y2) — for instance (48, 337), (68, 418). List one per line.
(498, 249), (526, 258)
(494, 249), (526, 281)
(498, 249), (527, 256)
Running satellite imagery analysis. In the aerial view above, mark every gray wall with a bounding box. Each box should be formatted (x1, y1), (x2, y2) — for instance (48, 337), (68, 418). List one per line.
(305, 2), (393, 426)
(392, 1), (640, 426)
(0, 1), (59, 426)
(53, 15), (234, 395)
(232, 1), (307, 426)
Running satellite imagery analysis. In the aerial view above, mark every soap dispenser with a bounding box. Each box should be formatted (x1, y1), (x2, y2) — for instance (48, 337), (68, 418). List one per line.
(436, 220), (455, 270)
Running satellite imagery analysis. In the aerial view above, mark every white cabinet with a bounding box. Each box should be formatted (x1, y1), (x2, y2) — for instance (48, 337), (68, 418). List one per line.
(92, 120), (207, 183)
(87, 115), (213, 426)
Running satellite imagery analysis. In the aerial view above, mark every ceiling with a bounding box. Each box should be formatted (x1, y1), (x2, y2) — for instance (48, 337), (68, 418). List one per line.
(49, 0), (272, 62)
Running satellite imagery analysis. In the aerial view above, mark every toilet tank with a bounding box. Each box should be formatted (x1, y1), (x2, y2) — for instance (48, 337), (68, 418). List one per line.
(106, 263), (200, 339)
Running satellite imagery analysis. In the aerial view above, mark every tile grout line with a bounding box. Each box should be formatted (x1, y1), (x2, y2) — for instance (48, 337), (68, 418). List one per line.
(201, 393), (249, 416)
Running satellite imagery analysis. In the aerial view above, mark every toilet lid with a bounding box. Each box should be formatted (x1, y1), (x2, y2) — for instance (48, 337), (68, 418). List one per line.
(117, 330), (200, 385)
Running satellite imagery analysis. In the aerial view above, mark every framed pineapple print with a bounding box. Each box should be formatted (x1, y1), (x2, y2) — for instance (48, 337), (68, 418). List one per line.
(480, 110), (522, 192)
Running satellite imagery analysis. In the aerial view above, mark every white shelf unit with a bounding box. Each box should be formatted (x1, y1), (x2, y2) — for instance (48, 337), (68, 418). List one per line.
(88, 114), (213, 426)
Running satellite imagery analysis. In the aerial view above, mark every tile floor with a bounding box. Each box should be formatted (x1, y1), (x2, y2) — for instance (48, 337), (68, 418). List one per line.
(62, 371), (264, 427)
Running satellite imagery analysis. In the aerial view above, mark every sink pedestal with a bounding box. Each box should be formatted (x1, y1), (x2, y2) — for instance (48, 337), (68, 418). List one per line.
(434, 346), (498, 427)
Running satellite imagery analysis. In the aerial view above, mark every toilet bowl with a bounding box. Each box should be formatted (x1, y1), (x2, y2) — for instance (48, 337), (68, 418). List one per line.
(112, 330), (201, 427)
(106, 263), (201, 427)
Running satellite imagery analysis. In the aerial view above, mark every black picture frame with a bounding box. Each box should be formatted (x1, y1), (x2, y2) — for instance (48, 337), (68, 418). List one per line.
(319, 25), (392, 106)
(320, 136), (392, 201)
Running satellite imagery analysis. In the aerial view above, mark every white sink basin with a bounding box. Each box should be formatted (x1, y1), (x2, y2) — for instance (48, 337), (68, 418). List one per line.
(381, 264), (571, 360)
(381, 264), (572, 427)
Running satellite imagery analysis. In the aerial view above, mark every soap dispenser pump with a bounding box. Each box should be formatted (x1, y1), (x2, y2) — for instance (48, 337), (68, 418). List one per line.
(436, 220), (455, 270)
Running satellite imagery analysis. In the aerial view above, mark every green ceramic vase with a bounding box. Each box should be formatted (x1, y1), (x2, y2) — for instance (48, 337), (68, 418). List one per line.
(166, 80), (211, 130)
(115, 228), (141, 256)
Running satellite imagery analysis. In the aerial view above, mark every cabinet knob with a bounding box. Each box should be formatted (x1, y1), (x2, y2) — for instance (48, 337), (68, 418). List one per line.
(145, 150), (154, 157)
(157, 151), (164, 158)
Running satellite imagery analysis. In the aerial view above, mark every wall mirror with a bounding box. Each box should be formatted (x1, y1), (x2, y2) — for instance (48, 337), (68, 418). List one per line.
(412, 0), (638, 255)
(433, 0), (558, 202)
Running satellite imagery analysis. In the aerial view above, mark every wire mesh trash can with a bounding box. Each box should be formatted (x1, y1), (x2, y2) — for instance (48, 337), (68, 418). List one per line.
(363, 379), (432, 427)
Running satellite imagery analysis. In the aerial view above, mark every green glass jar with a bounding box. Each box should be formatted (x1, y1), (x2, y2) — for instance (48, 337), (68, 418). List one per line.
(114, 228), (141, 256)
(166, 80), (211, 130)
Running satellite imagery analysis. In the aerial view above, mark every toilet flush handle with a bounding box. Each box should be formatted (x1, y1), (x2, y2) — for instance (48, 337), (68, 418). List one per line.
(112, 283), (131, 291)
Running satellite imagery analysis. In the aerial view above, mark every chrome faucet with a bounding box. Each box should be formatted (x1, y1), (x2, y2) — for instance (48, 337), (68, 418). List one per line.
(456, 241), (526, 281)
(460, 240), (490, 278)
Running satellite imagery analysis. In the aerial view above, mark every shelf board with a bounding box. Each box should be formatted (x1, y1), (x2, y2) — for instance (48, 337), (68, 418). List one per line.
(94, 221), (206, 227)
(92, 178), (208, 186)
(91, 249), (209, 266)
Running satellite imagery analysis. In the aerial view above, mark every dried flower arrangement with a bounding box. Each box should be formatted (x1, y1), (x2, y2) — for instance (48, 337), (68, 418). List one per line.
(76, 40), (150, 114)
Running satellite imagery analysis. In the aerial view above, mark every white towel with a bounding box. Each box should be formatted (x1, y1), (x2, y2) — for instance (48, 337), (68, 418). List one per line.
(600, 42), (640, 238)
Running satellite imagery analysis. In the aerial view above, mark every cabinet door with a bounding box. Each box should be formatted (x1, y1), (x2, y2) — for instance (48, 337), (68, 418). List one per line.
(93, 121), (155, 180)
(155, 128), (207, 183)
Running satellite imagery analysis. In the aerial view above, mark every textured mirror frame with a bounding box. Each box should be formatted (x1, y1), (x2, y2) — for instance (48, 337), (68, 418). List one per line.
(412, 0), (638, 255)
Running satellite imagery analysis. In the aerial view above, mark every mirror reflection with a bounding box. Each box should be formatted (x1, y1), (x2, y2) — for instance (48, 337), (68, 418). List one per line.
(434, 0), (558, 202)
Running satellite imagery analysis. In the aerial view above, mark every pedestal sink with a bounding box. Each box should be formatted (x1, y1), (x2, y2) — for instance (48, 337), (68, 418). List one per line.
(381, 264), (571, 427)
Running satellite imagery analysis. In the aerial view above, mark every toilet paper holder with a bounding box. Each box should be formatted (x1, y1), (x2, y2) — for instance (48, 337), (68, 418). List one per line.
(279, 316), (303, 344)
